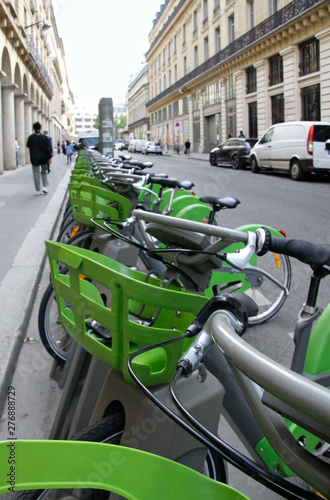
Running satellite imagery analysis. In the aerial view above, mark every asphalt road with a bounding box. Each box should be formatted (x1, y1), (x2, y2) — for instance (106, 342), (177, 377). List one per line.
(0, 152), (329, 499)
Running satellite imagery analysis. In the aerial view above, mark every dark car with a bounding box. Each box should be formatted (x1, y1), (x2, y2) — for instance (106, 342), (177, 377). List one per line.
(209, 138), (257, 169)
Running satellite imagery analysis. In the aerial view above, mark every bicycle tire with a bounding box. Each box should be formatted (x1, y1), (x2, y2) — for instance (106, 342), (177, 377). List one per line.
(39, 230), (94, 364)
(214, 252), (291, 326)
(56, 216), (82, 243)
(13, 413), (226, 499)
(38, 281), (73, 365)
(13, 413), (125, 500)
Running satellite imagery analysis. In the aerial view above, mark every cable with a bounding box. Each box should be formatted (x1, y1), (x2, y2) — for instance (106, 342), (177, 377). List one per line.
(127, 340), (321, 500)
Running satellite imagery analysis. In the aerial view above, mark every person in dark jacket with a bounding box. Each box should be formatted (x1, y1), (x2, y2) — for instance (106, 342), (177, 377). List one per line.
(26, 122), (52, 196)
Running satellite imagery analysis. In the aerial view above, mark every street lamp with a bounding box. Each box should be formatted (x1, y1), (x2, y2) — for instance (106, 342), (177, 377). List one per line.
(24, 21), (51, 32)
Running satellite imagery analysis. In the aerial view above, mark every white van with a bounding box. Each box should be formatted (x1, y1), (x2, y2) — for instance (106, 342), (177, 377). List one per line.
(249, 121), (330, 180)
(128, 139), (146, 153)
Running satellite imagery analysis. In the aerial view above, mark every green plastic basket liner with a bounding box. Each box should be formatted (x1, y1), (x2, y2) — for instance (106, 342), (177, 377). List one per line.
(0, 440), (250, 499)
(68, 179), (132, 228)
(46, 241), (208, 386)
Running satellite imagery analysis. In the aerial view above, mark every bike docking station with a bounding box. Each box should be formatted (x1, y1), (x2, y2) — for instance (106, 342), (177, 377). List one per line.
(46, 240), (225, 490)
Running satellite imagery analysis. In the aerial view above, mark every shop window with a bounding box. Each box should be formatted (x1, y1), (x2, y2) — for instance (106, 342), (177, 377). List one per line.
(248, 101), (258, 138)
(271, 94), (284, 124)
(301, 84), (320, 121)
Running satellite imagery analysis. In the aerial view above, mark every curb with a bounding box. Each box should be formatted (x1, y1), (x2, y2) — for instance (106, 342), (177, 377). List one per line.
(0, 168), (71, 418)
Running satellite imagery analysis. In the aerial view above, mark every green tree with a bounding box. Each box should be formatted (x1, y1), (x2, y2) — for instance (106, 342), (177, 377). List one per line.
(114, 115), (126, 130)
(93, 116), (99, 129)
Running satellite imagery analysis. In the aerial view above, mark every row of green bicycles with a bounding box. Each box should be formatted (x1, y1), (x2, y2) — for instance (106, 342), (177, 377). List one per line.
(1, 149), (329, 499)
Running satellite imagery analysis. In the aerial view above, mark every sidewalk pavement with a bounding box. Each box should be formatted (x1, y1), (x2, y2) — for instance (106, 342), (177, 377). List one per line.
(0, 154), (71, 416)
(164, 151), (210, 162)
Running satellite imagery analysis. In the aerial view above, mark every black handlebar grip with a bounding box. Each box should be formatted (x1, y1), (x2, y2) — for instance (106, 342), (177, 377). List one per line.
(269, 236), (330, 267)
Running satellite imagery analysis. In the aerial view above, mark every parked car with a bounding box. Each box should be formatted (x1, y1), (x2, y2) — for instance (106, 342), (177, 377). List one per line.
(249, 121), (330, 181)
(142, 141), (163, 155)
(115, 140), (127, 151)
(209, 138), (257, 169)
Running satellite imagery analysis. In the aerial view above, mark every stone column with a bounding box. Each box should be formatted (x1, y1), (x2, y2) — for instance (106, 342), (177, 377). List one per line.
(14, 92), (27, 166)
(253, 59), (268, 134)
(220, 78), (226, 142)
(279, 45), (299, 122)
(24, 99), (33, 165)
(31, 104), (38, 124)
(0, 70), (6, 174)
(198, 93), (204, 153)
(316, 28), (330, 122)
(1, 83), (18, 170)
(234, 70), (245, 134)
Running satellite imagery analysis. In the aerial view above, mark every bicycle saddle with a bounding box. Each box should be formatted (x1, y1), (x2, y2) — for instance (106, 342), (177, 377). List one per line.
(199, 195), (240, 211)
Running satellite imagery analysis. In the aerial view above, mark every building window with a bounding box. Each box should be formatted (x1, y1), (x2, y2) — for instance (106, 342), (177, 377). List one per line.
(183, 97), (188, 114)
(269, 0), (279, 15)
(174, 64), (177, 82)
(173, 101), (179, 117)
(249, 0), (255, 28)
(204, 37), (209, 61)
(178, 99), (183, 115)
(193, 9), (198, 35)
(163, 75), (166, 89)
(159, 79), (161, 93)
(215, 27), (220, 53)
(193, 116), (201, 144)
(194, 45), (199, 68)
(182, 24), (186, 46)
(248, 102), (258, 138)
(269, 54), (283, 86)
(301, 84), (320, 121)
(183, 56), (187, 76)
(168, 41), (171, 60)
(203, 0), (208, 24)
(174, 34), (177, 54)
(226, 103), (236, 137)
(158, 54), (161, 70)
(299, 38), (320, 77)
(225, 74), (235, 99)
(246, 66), (257, 94)
(214, 0), (220, 15)
(271, 94), (284, 124)
(163, 48), (166, 66)
(192, 91), (200, 111)
(155, 82), (157, 95)
(228, 15), (235, 44)
(169, 70), (172, 86)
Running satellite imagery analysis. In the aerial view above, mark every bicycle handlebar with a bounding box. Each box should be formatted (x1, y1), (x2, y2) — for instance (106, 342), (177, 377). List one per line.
(257, 228), (330, 266)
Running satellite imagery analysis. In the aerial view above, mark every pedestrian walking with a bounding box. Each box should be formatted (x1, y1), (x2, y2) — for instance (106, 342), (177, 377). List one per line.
(26, 122), (52, 196)
(43, 130), (53, 173)
(184, 139), (191, 156)
(238, 131), (245, 138)
(66, 141), (73, 164)
(57, 141), (60, 154)
(15, 138), (19, 167)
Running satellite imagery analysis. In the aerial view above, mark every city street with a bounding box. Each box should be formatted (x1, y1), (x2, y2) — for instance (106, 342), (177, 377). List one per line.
(0, 152), (329, 499)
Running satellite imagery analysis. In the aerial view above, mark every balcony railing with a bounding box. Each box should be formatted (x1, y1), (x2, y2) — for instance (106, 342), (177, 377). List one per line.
(27, 36), (53, 94)
(147, 0), (325, 109)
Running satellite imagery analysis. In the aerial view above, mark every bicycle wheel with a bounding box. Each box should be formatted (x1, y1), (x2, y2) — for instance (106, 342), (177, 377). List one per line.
(214, 251), (291, 325)
(56, 217), (88, 243)
(13, 413), (125, 500)
(40, 230), (94, 364)
(38, 281), (73, 365)
(14, 413), (226, 499)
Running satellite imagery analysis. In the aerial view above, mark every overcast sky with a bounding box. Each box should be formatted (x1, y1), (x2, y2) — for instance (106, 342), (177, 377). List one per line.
(53, 0), (161, 112)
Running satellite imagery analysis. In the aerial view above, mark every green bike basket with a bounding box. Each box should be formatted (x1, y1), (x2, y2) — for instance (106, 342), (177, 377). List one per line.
(0, 440), (250, 499)
(46, 241), (208, 386)
(68, 178), (132, 228)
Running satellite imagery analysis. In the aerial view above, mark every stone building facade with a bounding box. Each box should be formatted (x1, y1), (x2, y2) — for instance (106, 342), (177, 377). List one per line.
(145, 0), (330, 153)
(0, 0), (74, 173)
(126, 65), (150, 141)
